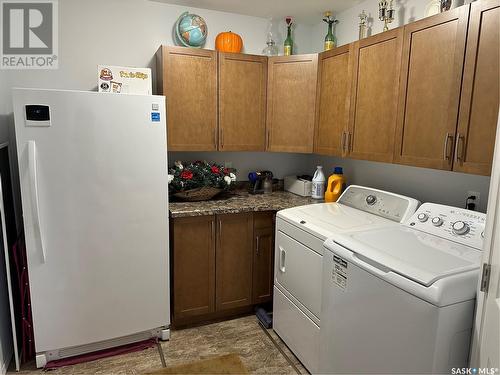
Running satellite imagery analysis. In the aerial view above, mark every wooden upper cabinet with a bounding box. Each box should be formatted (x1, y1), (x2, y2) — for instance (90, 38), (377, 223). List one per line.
(267, 54), (319, 153)
(314, 44), (353, 156)
(218, 53), (267, 151)
(215, 213), (254, 311)
(156, 46), (218, 151)
(394, 7), (469, 170)
(172, 215), (216, 321)
(347, 29), (403, 163)
(454, 0), (499, 176)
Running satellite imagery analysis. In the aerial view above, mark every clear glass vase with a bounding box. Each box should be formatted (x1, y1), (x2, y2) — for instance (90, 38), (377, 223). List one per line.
(262, 32), (278, 56)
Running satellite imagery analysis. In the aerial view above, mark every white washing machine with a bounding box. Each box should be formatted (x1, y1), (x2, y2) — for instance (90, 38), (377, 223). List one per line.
(320, 203), (486, 374)
(273, 185), (420, 373)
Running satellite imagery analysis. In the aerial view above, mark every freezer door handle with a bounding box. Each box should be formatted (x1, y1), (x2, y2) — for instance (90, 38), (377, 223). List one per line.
(279, 246), (286, 273)
(28, 140), (46, 263)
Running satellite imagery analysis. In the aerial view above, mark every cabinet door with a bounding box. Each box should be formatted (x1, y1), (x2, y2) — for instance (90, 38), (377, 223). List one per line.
(219, 53), (267, 151)
(252, 212), (274, 305)
(172, 215), (215, 321)
(394, 7), (469, 170)
(454, 0), (499, 176)
(157, 46), (217, 151)
(347, 29), (403, 163)
(267, 55), (318, 153)
(216, 213), (254, 311)
(314, 45), (353, 156)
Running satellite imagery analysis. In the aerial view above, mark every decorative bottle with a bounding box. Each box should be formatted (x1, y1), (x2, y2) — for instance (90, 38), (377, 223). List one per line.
(284, 16), (293, 56)
(323, 11), (338, 51)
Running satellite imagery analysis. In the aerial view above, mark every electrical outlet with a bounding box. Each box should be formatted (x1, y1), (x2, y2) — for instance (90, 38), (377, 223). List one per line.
(466, 190), (480, 209)
(224, 161), (233, 168)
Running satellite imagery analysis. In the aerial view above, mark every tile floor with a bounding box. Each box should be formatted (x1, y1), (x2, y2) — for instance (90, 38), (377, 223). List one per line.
(9, 315), (308, 374)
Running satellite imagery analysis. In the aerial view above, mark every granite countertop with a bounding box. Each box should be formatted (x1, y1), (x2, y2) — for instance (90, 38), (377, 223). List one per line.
(169, 190), (316, 218)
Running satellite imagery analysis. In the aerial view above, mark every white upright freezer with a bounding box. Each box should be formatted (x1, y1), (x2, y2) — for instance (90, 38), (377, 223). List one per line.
(12, 88), (170, 367)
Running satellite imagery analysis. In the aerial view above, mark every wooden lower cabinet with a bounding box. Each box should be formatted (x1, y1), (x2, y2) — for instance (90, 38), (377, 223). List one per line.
(252, 213), (275, 304)
(171, 215), (216, 321)
(215, 213), (254, 311)
(171, 211), (275, 326)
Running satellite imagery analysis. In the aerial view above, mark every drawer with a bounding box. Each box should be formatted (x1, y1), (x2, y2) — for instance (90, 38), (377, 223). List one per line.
(253, 211), (274, 229)
(273, 286), (320, 374)
(275, 230), (323, 319)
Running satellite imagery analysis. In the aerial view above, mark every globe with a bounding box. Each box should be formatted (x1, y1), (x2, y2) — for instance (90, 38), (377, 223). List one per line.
(174, 12), (208, 48)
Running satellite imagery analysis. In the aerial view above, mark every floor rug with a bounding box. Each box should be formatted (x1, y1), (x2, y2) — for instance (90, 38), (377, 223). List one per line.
(146, 353), (249, 374)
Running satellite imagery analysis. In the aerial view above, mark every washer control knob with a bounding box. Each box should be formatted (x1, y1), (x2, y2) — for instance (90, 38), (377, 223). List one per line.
(417, 213), (429, 222)
(431, 217), (443, 227)
(452, 221), (470, 235)
(366, 195), (377, 205)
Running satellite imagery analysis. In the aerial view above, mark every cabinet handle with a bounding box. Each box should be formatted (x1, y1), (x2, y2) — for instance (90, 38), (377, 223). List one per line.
(279, 246), (286, 273)
(443, 133), (454, 161)
(213, 129), (217, 148)
(210, 220), (215, 241)
(347, 132), (352, 152)
(220, 128), (224, 149)
(266, 130), (270, 149)
(218, 219), (222, 239)
(341, 132), (346, 152)
(256, 236), (260, 255)
(455, 134), (465, 163)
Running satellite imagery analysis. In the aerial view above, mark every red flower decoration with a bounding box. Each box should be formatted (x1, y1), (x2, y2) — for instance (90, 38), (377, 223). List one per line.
(223, 168), (230, 174)
(211, 166), (220, 174)
(180, 170), (193, 180)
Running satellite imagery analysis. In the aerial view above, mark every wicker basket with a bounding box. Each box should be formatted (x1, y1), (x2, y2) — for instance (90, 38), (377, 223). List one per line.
(173, 186), (223, 201)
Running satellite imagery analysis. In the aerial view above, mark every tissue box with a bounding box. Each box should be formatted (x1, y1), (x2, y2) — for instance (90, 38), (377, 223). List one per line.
(98, 65), (152, 94)
(284, 176), (312, 197)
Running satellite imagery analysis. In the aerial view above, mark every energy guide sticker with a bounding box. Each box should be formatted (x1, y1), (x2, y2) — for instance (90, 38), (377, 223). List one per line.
(332, 255), (348, 291)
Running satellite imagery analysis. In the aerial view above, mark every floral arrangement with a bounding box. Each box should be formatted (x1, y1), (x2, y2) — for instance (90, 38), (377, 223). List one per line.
(168, 160), (236, 194)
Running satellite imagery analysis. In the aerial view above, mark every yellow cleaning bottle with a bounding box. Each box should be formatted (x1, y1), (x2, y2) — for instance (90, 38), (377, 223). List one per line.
(324, 167), (346, 202)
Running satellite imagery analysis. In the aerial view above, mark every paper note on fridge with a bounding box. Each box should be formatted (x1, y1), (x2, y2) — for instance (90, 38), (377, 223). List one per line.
(98, 65), (152, 95)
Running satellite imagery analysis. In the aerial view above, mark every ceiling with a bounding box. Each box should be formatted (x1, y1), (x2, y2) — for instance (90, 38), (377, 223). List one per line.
(150, 0), (364, 24)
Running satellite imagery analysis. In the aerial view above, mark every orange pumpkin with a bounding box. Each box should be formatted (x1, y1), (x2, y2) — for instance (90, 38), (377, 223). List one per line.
(215, 31), (243, 53)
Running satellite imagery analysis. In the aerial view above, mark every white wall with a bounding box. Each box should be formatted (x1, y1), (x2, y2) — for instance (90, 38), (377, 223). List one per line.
(169, 151), (312, 180)
(311, 0), (428, 51)
(311, 0), (473, 51)
(310, 155), (491, 212)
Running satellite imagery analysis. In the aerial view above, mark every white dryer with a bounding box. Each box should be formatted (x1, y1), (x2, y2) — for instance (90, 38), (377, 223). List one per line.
(273, 185), (419, 373)
(320, 203), (486, 373)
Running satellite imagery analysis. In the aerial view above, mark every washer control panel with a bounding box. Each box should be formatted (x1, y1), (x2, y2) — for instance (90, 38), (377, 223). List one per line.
(405, 203), (486, 250)
(338, 185), (420, 223)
